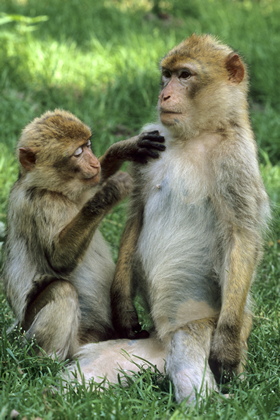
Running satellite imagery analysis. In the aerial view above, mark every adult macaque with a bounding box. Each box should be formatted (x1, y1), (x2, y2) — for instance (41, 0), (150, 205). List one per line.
(2, 109), (165, 361)
(110, 34), (270, 402)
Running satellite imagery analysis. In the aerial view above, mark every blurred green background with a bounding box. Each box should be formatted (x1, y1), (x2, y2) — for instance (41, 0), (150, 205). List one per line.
(0, 1), (279, 418)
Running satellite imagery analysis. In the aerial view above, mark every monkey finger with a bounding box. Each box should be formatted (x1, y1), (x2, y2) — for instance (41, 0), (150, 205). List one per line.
(209, 355), (238, 384)
(147, 150), (160, 158)
(132, 329), (150, 339)
(139, 131), (165, 142)
(139, 140), (166, 151)
(141, 134), (165, 143)
(147, 130), (160, 135)
(140, 149), (161, 160)
(126, 327), (150, 339)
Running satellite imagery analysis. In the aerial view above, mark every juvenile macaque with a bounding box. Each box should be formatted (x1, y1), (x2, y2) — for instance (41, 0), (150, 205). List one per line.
(110, 34), (270, 402)
(2, 109), (165, 361)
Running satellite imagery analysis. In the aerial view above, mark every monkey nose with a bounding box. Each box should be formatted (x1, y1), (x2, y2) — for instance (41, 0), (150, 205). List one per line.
(159, 91), (171, 102)
(91, 161), (100, 169)
(163, 95), (171, 102)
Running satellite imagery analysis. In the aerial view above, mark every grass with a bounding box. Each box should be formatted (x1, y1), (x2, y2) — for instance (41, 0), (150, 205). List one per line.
(0, 0), (279, 418)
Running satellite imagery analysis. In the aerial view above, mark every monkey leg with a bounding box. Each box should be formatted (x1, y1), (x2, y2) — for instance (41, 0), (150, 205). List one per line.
(63, 334), (166, 385)
(111, 214), (149, 339)
(209, 310), (253, 383)
(23, 280), (80, 361)
(239, 310), (253, 373)
(165, 318), (218, 403)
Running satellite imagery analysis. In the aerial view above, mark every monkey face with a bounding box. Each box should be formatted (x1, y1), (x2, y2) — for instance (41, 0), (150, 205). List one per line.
(18, 110), (102, 187)
(69, 140), (101, 185)
(158, 64), (198, 128)
(157, 34), (247, 138)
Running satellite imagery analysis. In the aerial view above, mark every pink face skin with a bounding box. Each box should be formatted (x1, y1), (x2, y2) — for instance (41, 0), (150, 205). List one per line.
(158, 64), (198, 128)
(71, 140), (101, 185)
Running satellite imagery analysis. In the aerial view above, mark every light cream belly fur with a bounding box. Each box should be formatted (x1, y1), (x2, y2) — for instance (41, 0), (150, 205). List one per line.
(136, 145), (221, 339)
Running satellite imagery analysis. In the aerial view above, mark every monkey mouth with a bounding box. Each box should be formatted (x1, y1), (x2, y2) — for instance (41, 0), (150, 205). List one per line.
(160, 109), (182, 115)
(83, 173), (100, 183)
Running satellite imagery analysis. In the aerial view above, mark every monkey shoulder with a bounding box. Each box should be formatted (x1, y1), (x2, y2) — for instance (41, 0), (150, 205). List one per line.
(10, 182), (71, 209)
(12, 185), (75, 222)
(211, 139), (269, 227)
(7, 185), (77, 257)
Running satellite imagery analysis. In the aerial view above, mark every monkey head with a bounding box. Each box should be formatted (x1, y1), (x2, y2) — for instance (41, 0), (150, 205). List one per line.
(158, 34), (248, 138)
(17, 109), (101, 194)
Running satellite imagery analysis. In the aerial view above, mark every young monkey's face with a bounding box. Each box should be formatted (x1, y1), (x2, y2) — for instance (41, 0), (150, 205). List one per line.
(70, 139), (101, 185)
(18, 110), (102, 187)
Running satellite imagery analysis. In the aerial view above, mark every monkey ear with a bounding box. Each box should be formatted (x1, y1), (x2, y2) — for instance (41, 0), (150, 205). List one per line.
(19, 147), (36, 171)
(225, 52), (245, 84)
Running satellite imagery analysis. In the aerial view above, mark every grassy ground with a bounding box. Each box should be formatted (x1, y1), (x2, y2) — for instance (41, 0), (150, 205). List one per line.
(0, 0), (279, 418)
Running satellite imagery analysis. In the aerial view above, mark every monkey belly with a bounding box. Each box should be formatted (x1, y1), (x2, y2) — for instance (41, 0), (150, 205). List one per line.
(136, 172), (221, 339)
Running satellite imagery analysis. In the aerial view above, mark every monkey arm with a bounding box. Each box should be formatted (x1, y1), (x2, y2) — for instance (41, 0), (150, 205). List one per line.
(99, 131), (165, 180)
(111, 208), (148, 339)
(209, 150), (269, 381)
(46, 172), (132, 275)
(209, 227), (257, 381)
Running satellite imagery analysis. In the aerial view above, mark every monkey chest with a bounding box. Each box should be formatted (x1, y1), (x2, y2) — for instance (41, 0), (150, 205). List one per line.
(138, 175), (217, 273)
(136, 161), (221, 332)
(139, 155), (215, 233)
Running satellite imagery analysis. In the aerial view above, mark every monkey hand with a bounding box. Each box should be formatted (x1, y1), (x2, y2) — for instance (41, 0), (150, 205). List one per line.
(133, 131), (166, 164)
(98, 171), (133, 202)
(112, 300), (149, 340)
(209, 326), (242, 384)
(101, 171), (133, 204)
(86, 172), (133, 216)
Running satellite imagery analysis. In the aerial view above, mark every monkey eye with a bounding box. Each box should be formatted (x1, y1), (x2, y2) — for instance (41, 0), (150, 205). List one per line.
(86, 140), (91, 148)
(161, 70), (171, 87)
(179, 70), (192, 79)
(74, 146), (83, 157)
(162, 69), (171, 79)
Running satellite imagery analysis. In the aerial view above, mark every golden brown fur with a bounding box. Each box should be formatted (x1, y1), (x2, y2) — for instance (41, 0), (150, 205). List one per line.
(111, 34), (270, 402)
(2, 109), (165, 361)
